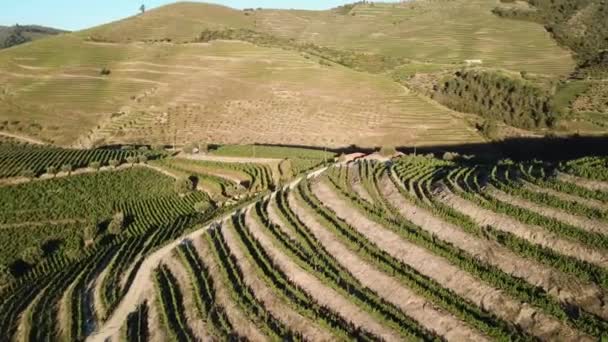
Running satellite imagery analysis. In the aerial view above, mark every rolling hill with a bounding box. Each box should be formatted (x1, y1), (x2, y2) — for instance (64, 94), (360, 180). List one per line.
(0, 0), (581, 148)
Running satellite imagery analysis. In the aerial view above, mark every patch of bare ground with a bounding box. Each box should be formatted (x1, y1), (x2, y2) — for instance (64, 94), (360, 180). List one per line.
(313, 179), (592, 341)
(380, 174), (608, 320)
(163, 255), (210, 340)
(522, 181), (608, 212)
(145, 289), (167, 342)
(266, 194), (297, 239)
(436, 186), (608, 270)
(486, 187), (608, 236)
(191, 236), (267, 341)
(557, 172), (608, 192)
(221, 218), (334, 341)
(58, 282), (75, 341)
(287, 190), (488, 341)
(348, 165), (374, 204)
(93, 268), (109, 321)
(243, 207), (403, 341)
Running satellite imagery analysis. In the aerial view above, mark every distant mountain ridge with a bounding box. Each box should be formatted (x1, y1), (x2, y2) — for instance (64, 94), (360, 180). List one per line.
(0, 24), (67, 49)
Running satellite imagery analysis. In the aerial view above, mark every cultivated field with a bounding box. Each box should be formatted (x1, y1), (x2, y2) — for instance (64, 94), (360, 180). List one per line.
(0, 36), (482, 148)
(2, 145), (608, 341)
(0, 0), (579, 148)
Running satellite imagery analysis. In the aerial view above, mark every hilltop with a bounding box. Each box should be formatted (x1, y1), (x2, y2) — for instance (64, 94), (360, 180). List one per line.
(0, 0), (604, 149)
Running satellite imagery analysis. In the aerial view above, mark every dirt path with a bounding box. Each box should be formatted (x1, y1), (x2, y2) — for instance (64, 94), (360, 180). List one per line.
(0, 131), (46, 145)
(88, 165), (330, 341)
(143, 289), (166, 342)
(192, 236), (266, 341)
(437, 186), (608, 270)
(487, 187), (608, 236)
(523, 181), (608, 211)
(381, 174), (608, 320)
(267, 195), (298, 239)
(0, 218), (85, 229)
(287, 190), (488, 341)
(221, 218), (334, 340)
(244, 207), (403, 341)
(313, 179), (592, 341)
(557, 172), (608, 192)
(178, 153), (282, 164)
(348, 165), (375, 204)
(163, 256), (210, 340)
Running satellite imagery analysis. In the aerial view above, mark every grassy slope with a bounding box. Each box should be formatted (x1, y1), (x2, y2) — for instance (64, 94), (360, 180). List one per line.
(0, 1), (577, 147)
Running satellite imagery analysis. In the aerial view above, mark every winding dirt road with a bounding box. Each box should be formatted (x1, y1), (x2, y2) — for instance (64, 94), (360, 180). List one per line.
(86, 164), (329, 341)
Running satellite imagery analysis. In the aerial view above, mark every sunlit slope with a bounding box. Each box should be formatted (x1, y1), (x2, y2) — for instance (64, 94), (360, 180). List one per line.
(83, 1), (575, 76)
(0, 35), (482, 147)
(258, 0), (574, 75)
(80, 2), (252, 43)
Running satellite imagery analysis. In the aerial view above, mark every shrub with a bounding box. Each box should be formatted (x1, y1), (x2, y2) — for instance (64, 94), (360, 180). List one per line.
(478, 119), (499, 140)
(21, 246), (43, 265)
(194, 201), (210, 213)
(182, 143), (196, 154)
(61, 164), (73, 174)
(379, 146), (398, 157)
(20, 169), (36, 179)
(175, 177), (195, 195)
(84, 222), (98, 242)
(89, 161), (101, 170)
(100, 67), (111, 76)
(138, 155), (148, 164)
(109, 159), (120, 168)
(107, 212), (125, 235)
(46, 165), (58, 175)
(126, 156), (138, 165)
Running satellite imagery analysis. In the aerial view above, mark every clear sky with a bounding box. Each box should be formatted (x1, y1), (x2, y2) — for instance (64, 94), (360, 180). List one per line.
(0, 0), (361, 31)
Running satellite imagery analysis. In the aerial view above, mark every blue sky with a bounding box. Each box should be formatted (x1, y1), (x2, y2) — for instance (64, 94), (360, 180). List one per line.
(0, 0), (360, 31)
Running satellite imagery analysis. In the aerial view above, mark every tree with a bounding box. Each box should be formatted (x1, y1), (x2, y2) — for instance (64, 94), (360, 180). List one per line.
(109, 159), (120, 168)
(20, 169), (36, 179)
(126, 156), (138, 165)
(46, 165), (58, 176)
(175, 177), (194, 194)
(21, 246), (43, 265)
(198, 142), (209, 153)
(379, 146), (397, 157)
(194, 201), (210, 213)
(140, 4), (146, 14)
(61, 164), (73, 174)
(107, 212), (125, 235)
(182, 143), (196, 154)
(84, 221), (99, 243)
(89, 161), (101, 170)
(100, 67), (111, 76)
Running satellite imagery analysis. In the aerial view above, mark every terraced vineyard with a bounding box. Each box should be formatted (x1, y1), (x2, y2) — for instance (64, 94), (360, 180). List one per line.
(4, 150), (608, 341)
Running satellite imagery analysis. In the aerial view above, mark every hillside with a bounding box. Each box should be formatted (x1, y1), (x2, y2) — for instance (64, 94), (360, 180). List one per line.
(3, 150), (608, 341)
(0, 0), (583, 148)
(0, 24), (66, 49)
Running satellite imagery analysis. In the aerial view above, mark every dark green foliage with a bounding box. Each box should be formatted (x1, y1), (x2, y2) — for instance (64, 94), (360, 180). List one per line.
(493, 0), (608, 76)
(434, 70), (555, 129)
(0, 24), (65, 49)
(175, 177), (195, 194)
